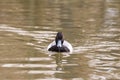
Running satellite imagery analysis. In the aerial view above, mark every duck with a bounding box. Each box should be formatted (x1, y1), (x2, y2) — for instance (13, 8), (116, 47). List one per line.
(47, 32), (73, 52)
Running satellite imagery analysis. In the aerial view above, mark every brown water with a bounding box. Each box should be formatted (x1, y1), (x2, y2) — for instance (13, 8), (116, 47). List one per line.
(0, 0), (120, 80)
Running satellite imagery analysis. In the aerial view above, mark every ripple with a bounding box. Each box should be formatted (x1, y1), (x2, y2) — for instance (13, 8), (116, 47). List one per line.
(0, 24), (56, 51)
(105, 8), (119, 18)
(90, 74), (106, 80)
(111, 53), (120, 57)
(92, 33), (119, 38)
(1, 63), (57, 68)
(102, 28), (120, 32)
(74, 41), (120, 53)
(34, 78), (62, 80)
(0, 24), (55, 42)
(0, 57), (53, 61)
(28, 70), (65, 74)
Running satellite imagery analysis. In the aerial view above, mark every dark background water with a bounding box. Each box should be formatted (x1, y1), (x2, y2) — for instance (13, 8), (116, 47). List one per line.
(0, 0), (120, 80)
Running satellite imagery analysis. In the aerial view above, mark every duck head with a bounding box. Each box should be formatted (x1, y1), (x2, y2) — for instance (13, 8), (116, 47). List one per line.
(55, 32), (64, 48)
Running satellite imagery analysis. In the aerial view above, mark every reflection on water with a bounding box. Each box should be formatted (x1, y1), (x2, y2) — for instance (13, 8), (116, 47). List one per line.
(0, 0), (120, 80)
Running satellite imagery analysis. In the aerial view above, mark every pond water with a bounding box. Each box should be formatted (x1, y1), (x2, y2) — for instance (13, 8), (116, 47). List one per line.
(0, 0), (120, 80)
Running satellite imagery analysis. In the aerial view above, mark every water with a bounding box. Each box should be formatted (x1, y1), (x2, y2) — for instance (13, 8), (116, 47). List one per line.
(0, 0), (120, 80)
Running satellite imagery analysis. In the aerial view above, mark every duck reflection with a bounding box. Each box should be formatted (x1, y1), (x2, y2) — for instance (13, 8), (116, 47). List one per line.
(52, 53), (64, 71)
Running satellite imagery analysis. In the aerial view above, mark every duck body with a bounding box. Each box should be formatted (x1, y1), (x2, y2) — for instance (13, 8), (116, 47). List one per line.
(47, 41), (72, 52)
(47, 32), (73, 52)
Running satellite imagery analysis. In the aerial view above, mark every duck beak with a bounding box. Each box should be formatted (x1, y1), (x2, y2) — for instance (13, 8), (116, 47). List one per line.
(57, 40), (62, 47)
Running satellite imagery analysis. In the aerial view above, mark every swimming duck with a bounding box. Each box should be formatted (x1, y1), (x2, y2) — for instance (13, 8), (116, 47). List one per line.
(47, 32), (73, 52)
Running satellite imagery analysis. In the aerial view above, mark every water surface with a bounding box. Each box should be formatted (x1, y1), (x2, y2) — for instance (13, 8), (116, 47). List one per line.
(0, 0), (120, 80)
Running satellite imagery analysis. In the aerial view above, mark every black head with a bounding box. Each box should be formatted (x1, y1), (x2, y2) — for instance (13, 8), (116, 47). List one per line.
(55, 32), (64, 47)
(56, 32), (63, 40)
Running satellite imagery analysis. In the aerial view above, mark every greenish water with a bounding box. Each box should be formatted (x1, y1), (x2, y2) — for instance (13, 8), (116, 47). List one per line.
(0, 0), (120, 80)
